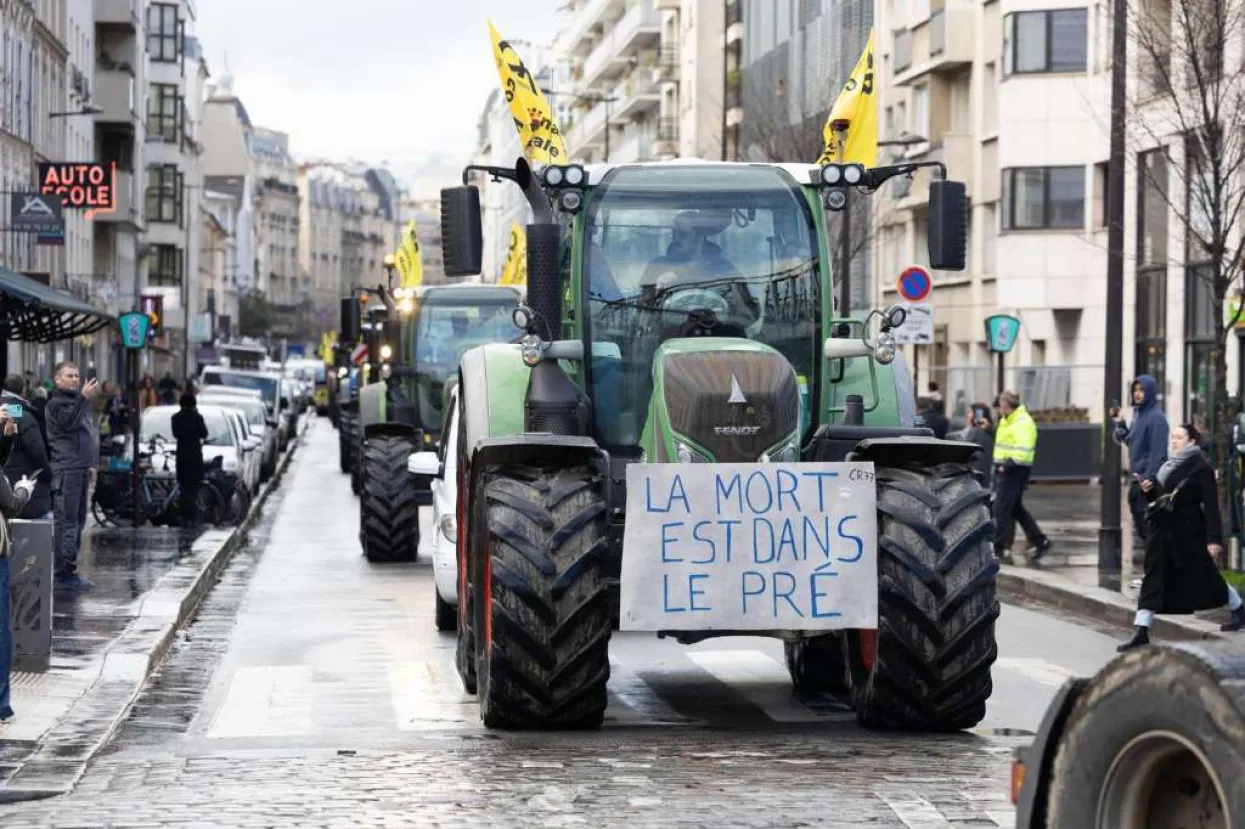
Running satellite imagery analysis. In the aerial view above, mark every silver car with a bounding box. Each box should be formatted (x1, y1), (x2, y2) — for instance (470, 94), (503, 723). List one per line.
(201, 391), (278, 481)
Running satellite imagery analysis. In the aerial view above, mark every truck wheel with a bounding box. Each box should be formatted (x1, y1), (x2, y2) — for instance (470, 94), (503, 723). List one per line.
(435, 591), (457, 632)
(851, 462), (999, 731)
(785, 635), (850, 693)
(475, 464), (611, 730)
(360, 435), (419, 563)
(1047, 644), (1245, 827)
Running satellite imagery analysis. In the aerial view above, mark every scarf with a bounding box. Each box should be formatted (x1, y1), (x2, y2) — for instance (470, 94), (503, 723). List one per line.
(1156, 443), (1202, 486)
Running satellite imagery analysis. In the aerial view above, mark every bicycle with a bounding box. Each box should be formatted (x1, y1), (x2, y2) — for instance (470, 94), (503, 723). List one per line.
(91, 436), (228, 528)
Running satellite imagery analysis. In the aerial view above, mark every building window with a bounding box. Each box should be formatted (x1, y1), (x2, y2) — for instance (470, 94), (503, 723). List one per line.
(1003, 9), (1088, 75)
(1138, 149), (1168, 266)
(145, 164), (183, 225)
(147, 84), (182, 142)
(147, 3), (183, 63)
(1001, 166), (1085, 229)
(149, 244), (182, 287)
(1184, 263), (1217, 423)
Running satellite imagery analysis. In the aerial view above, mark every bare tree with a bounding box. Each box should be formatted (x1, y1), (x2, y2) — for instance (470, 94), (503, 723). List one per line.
(1128, 0), (1245, 480)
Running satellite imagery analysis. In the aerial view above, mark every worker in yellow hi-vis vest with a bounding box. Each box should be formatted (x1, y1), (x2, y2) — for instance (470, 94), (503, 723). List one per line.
(992, 389), (1052, 564)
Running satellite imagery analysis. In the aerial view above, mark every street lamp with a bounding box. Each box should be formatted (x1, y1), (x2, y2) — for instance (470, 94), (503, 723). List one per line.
(540, 87), (619, 161)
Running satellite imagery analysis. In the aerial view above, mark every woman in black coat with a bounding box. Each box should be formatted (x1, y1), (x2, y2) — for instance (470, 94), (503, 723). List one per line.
(1119, 423), (1245, 650)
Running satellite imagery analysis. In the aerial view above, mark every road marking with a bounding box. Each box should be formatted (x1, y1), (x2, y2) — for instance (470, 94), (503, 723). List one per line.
(389, 660), (477, 730)
(987, 811), (1017, 827)
(875, 793), (954, 828)
(207, 665), (313, 738)
(994, 657), (1077, 686)
(606, 656), (691, 724)
(685, 650), (820, 723)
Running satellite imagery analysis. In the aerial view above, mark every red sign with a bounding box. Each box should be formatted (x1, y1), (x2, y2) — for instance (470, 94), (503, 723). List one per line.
(39, 162), (117, 220)
(351, 344), (368, 365)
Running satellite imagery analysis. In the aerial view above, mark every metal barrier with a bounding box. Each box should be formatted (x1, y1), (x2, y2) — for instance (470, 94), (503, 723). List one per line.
(9, 520), (54, 673)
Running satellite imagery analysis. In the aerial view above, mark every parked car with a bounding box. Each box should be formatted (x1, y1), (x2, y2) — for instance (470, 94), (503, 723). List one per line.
(199, 366), (292, 449)
(139, 404), (250, 483)
(205, 395), (278, 480)
(408, 383), (460, 632)
(221, 407), (263, 493)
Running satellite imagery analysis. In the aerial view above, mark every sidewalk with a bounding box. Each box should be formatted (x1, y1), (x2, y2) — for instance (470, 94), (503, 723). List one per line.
(0, 419), (303, 802)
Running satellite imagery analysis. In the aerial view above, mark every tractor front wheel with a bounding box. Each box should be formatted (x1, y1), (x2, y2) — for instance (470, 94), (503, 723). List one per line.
(474, 463), (611, 730)
(851, 462), (999, 731)
(359, 435), (419, 563)
(337, 414), (353, 473)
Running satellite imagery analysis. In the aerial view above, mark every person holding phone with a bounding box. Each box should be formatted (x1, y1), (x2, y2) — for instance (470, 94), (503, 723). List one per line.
(1110, 375), (1169, 543)
(46, 361), (99, 591)
(0, 375), (51, 520)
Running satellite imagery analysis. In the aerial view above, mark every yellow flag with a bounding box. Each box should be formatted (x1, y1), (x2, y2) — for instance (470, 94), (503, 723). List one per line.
(488, 21), (567, 164)
(397, 220), (423, 288)
(499, 221), (527, 286)
(319, 331), (337, 364)
(816, 30), (878, 167)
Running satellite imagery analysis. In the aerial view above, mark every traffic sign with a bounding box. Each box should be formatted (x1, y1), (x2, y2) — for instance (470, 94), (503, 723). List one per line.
(351, 344), (368, 365)
(985, 314), (1021, 353)
(892, 302), (933, 345)
(118, 312), (150, 350)
(897, 266), (932, 302)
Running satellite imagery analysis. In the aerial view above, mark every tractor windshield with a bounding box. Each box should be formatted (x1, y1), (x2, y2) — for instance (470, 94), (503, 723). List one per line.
(411, 299), (519, 429)
(582, 164), (822, 448)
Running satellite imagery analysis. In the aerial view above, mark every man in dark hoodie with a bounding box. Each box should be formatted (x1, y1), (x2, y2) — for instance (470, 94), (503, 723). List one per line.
(46, 361), (99, 591)
(1111, 374), (1169, 539)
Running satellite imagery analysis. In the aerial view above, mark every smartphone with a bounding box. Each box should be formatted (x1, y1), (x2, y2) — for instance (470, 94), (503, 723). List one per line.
(1, 403), (22, 419)
(973, 406), (987, 421)
(86, 367), (98, 382)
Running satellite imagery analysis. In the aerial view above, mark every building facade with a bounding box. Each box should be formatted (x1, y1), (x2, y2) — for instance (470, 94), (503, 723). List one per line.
(556, 0), (662, 164)
(249, 127), (301, 309)
(652, 0), (730, 161)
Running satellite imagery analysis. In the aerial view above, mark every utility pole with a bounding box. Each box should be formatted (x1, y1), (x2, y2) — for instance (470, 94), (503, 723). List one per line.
(1099, 0), (1128, 573)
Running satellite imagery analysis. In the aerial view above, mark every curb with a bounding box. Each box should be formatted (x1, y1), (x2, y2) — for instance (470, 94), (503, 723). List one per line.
(997, 564), (1229, 642)
(0, 419), (306, 803)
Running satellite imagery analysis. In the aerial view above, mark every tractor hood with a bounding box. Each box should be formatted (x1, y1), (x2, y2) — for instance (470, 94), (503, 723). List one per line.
(644, 338), (800, 464)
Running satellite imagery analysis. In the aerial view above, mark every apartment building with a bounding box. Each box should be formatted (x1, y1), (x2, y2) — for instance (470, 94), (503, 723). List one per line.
(556, 0), (662, 164)
(250, 127), (301, 309)
(652, 0), (731, 161)
(201, 75), (257, 300)
(869, 0), (1218, 426)
(65, 0), (98, 323)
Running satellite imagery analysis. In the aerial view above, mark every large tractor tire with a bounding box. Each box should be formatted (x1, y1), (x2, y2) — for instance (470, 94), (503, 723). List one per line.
(1046, 643), (1245, 826)
(850, 462), (999, 731)
(474, 463), (611, 730)
(785, 634), (850, 694)
(359, 434), (420, 563)
(337, 413), (353, 473)
(435, 591), (457, 632)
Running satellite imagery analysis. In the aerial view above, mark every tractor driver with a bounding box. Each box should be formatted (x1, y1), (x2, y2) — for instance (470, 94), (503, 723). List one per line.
(639, 210), (758, 337)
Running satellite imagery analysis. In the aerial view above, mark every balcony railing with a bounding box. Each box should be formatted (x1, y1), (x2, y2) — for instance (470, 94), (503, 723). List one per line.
(893, 29), (913, 73)
(659, 45), (678, 68)
(929, 8), (945, 56)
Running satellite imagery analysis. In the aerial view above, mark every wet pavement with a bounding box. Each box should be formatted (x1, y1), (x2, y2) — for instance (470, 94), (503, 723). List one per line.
(0, 420), (1134, 827)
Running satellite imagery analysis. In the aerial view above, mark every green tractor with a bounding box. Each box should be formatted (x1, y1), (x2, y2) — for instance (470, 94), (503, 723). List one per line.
(334, 293), (385, 491)
(438, 156), (998, 732)
(355, 282), (524, 563)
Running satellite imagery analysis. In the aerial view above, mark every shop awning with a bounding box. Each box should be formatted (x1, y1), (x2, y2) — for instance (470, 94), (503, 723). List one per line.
(0, 267), (113, 343)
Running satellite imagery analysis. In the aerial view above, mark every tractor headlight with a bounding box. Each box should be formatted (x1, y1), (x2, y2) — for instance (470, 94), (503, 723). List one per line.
(337, 367), (348, 379)
(381, 362), (392, 379)
(761, 439), (799, 463)
(399, 298), (414, 315)
(674, 439), (712, 463)
(380, 344), (393, 360)
(520, 334), (542, 367)
(439, 513), (457, 543)
(874, 332), (898, 364)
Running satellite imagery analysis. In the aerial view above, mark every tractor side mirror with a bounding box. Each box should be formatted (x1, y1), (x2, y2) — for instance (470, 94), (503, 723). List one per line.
(340, 296), (360, 343)
(927, 179), (968, 271)
(440, 185), (484, 277)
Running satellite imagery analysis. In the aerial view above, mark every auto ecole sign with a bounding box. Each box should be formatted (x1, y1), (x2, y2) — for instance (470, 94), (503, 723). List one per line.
(39, 162), (117, 220)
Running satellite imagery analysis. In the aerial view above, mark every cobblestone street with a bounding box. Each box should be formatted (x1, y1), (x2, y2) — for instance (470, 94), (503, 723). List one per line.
(0, 421), (1129, 828)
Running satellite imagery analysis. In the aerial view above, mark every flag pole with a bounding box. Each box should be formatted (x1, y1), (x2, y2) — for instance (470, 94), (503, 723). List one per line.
(833, 119), (851, 317)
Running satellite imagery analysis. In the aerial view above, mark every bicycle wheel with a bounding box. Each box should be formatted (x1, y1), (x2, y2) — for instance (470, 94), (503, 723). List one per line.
(196, 484), (223, 526)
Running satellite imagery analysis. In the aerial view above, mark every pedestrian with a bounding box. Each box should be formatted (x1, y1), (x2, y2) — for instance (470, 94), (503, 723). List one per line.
(45, 361), (99, 591)
(171, 392), (208, 527)
(959, 402), (995, 489)
(157, 372), (178, 406)
(917, 396), (949, 439)
(0, 375), (52, 520)
(1120, 423), (1245, 651)
(992, 389), (1052, 563)
(1110, 374), (1169, 542)
(927, 381), (944, 413)
(0, 468), (36, 723)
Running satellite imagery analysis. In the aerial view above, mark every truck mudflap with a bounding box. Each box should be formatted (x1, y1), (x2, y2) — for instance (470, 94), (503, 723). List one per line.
(1012, 676), (1089, 828)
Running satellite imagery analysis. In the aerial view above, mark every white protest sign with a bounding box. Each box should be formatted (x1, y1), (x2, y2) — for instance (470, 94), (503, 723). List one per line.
(619, 462), (879, 632)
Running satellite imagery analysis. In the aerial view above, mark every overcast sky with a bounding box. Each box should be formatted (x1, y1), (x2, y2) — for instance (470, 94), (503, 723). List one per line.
(193, 0), (563, 196)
